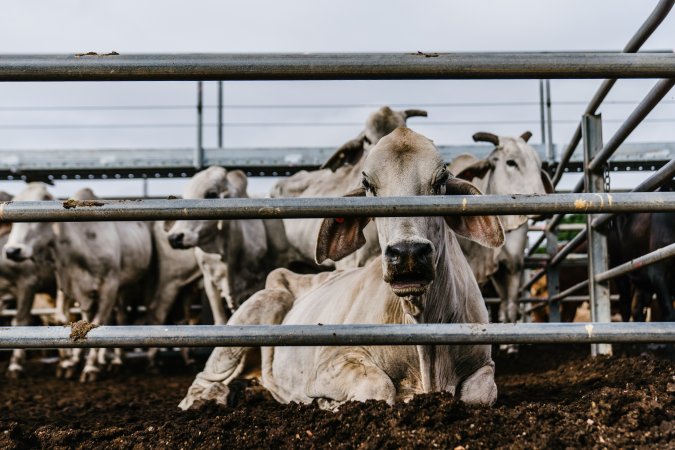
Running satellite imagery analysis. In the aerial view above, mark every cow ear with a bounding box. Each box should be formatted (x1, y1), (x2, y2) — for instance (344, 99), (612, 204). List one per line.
(443, 177), (504, 248)
(315, 187), (371, 263)
(226, 170), (248, 197)
(320, 133), (368, 172)
(0, 222), (11, 237)
(540, 169), (554, 194)
(163, 220), (175, 233)
(520, 131), (533, 143)
(455, 159), (492, 181)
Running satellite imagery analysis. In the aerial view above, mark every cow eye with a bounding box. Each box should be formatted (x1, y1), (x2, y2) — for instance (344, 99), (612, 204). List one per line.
(506, 159), (518, 168)
(362, 178), (376, 196)
(204, 191), (219, 199)
(432, 172), (449, 194)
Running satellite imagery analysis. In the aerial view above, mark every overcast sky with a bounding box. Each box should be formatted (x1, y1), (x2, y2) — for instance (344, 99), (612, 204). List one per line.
(0, 1), (673, 196)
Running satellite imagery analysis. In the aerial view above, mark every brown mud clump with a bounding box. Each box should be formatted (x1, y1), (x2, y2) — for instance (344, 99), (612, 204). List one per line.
(69, 320), (98, 341)
(62, 199), (104, 209)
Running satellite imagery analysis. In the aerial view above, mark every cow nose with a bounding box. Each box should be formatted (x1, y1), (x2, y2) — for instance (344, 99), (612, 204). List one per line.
(4, 246), (22, 261)
(168, 233), (184, 248)
(384, 242), (432, 267)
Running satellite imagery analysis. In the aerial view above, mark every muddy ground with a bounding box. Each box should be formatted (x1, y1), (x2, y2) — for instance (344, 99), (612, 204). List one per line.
(1, 345), (674, 449)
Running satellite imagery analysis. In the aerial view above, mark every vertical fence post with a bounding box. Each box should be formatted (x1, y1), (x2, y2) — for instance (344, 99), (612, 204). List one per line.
(539, 80), (546, 145)
(217, 81), (223, 148)
(582, 113), (612, 356)
(545, 80), (554, 164)
(546, 229), (560, 322)
(195, 81), (204, 170)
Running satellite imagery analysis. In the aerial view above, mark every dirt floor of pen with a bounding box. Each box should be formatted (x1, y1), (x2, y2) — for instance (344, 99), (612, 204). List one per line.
(1, 345), (674, 449)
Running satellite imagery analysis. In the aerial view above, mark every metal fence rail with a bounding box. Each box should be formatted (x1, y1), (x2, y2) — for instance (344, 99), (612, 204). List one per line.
(551, 0), (675, 185)
(1, 193), (675, 222)
(1, 53), (675, 81)
(2, 323), (675, 348)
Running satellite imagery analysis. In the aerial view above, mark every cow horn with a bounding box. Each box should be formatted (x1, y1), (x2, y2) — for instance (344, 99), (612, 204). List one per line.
(403, 109), (428, 119)
(520, 131), (533, 143)
(472, 132), (500, 146)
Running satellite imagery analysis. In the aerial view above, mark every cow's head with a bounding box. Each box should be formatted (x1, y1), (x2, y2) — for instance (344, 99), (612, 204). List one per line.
(4, 183), (55, 262)
(453, 131), (554, 229)
(316, 127), (503, 297)
(321, 106), (428, 171)
(166, 166), (247, 253)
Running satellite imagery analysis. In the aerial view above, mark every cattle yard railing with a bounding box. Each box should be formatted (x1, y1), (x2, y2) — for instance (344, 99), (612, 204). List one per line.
(1, 323), (674, 348)
(1, 1), (675, 353)
(518, 1), (675, 351)
(1, 193), (674, 222)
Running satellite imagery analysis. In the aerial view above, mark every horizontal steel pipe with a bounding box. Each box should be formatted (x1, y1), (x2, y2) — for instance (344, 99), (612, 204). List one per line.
(572, 79), (675, 193)
(595, 242), (675, 283)
(1, 193), (675, 223)
(531, 158), (675, 287)
(1, 323), (675, 348)
(530, 155), (675, 261)
(593, 157), (675, 229)
(551, 0), (675, 185)
(1, 53), (675, 82)
(549, 280), (589, 303)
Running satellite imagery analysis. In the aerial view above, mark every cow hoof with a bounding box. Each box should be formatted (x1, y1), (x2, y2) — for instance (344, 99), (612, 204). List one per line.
(108, 363), (122, 374)
(6, 368), (23, 380)
(499, 344), (519, 356)
(64, 366), (78, 380)
(178, 382), (230, 410)
(80, 367), (100, 383)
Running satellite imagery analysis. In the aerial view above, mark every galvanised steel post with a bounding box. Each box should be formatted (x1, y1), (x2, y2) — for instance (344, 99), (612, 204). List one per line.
(539, 80), (546, 145)
(582, 114), (612, 356)
(195, 81), (204, 170)
(546, 229), (561, 322)
(545, 80), (554, 164)
(217, 80), (223, 148)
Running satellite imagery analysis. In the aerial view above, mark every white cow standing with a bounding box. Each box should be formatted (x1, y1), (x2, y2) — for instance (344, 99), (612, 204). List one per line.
(449, 131), (554, 326)
(179, 127), (504, 410)
(271, 106), (427, 269)
(4, 184), (154, 381)
(0, 192), (58, 378)
(166, 167), (309, 325)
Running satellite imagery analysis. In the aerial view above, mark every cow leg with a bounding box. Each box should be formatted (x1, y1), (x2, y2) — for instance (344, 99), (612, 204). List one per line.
(7, 289), (35, 378)
(56, 295), (86, 379)
(652, 270), (675, 321)
(81, 281), (119, 383)
(491, 271), (519, 354)
(458, 363), (497, 406)
(179, 288), (293, 410)
(615, 276), (633, 322)
(202, 269), (229, 326)
(631, 286), (651, 322)
(305, 348), (396, 408)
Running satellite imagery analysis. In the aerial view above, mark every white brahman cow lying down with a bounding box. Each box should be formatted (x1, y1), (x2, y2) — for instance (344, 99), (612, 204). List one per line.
(449, 131), (553, 327)
(271, 106), (427, 269)
(166, 167), (309, 324)
(179, 127), (504, 410)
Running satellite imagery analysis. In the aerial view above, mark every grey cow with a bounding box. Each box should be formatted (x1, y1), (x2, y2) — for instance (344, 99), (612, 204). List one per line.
(166, 166), (308, 324)
(448, 132), (554, 326)
(271, 106), (427, 269)
(179, 127), (504, 410)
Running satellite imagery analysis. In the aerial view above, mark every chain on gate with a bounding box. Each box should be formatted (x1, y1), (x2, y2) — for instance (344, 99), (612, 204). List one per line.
(604, 162), (613, 230)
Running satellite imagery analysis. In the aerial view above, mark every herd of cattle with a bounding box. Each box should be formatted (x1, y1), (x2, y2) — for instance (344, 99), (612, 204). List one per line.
(0, 106), (673, 409)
